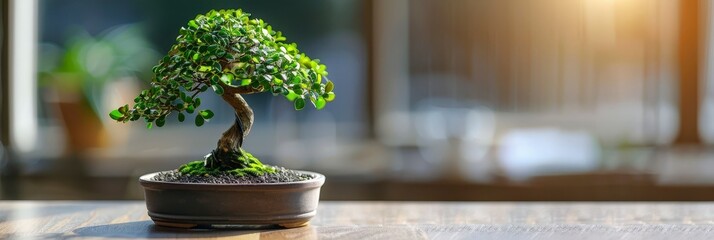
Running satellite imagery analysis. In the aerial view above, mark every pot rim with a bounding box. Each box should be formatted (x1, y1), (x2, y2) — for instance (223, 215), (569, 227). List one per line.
(139, 170), (325, 190)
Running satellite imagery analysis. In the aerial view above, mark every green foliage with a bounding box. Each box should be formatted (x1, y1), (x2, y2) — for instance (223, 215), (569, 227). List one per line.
(109, 9), (336, 127)
(179, 149), (276, 176)
(178, 160), (222, 176)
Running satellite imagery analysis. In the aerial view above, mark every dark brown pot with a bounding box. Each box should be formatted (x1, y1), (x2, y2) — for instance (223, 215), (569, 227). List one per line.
(139, 171), (325, 229)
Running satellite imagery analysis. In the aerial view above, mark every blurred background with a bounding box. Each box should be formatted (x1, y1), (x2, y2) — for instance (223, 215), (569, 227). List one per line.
(2, 0), (714, 200)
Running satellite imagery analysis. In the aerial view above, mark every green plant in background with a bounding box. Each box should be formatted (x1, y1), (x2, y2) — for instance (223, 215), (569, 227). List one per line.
(109, 9), (335, 175)
(40, 25), (158, 116)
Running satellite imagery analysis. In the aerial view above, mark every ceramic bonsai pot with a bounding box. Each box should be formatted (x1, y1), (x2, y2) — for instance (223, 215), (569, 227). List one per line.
(139, 171), (325, 229)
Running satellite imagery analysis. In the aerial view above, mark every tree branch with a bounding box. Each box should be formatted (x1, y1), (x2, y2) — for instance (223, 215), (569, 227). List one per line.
(220, 81), (264, 95)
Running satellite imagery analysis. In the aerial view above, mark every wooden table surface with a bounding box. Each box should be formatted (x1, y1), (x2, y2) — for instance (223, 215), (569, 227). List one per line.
(2, 201), (714, 239)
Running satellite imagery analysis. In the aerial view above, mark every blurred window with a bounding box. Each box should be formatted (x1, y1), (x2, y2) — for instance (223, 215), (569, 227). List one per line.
(370, 0), (684, 181)
(394, 0), (679, 146)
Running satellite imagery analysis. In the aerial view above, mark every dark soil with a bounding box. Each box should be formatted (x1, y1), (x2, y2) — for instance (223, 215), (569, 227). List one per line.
(152, 166), (314, 184)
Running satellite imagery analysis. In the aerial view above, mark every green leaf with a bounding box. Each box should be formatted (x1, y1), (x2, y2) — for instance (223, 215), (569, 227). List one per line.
(261, 81), (272, 92)
(200, 109), (215, 119)
(186, 105), (195, 114)
(240, 79), (251, 86)
(195, 115), (205, 127)
(178, 112), (186, 122)
(312, 83), (321, 91)
(325, 92), (335, 102)
(109, 110), (124, 121)
(194, 98), (202, 108)
(188, 20), (199, 29)
(118, 105), (129, 114)
(285, 90), (299, 101)
(156, 117), (166, 127)
(147, 122), (153, 129)
(325, 80), (334, 93)
(220, 74), (234, 84)
(212, 62), (222, 72)
(198, 65), (212, 72)
(250, 80), (261, 89)
(183, 94), (193, 104)
(260, 75), (271, 84)
(294, 98), (305, 110)
(313, 96), (326, 110)
(212, 84), (225, 95)
(293, 86), (303, 95)
(317, 64), (328, 75)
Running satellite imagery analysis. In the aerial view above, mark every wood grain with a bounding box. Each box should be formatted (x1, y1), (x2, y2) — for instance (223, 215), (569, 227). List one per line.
(2, 201), (714, 239)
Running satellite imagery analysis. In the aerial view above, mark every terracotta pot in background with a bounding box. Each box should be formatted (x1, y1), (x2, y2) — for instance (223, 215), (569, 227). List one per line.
(55, 95), (109, 154)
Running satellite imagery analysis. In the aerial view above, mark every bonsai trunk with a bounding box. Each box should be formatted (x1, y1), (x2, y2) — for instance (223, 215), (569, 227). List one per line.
(204, 84), (262, 169)
(218, 93), (254, 151)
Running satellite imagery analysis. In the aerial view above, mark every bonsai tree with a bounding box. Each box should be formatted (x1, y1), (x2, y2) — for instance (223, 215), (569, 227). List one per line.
(109, 9), (335, 176)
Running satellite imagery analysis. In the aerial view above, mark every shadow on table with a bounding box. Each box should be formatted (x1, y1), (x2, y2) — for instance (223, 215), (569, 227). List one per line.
(72, 220), (318, 239)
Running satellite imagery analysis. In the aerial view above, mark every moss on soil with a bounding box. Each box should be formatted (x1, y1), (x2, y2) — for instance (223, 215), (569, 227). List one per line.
(178, 149), (276, 177)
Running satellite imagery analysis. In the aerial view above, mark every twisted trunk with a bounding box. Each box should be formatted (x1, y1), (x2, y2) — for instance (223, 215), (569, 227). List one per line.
(204, 84), (262, 169)
(217, 93), (253, 151)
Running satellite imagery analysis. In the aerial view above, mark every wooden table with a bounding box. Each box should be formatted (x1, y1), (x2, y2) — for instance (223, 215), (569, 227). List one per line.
(2, 201), (714, 239)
